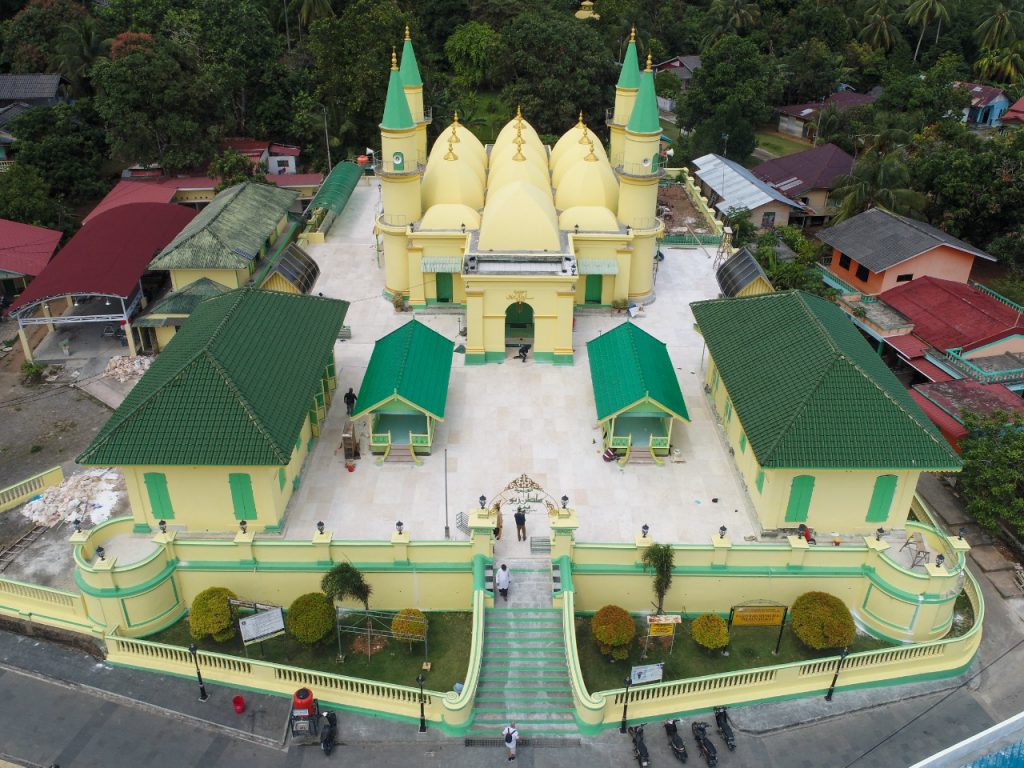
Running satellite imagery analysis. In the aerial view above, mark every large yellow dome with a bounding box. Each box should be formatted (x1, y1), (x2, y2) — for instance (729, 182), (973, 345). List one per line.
(420, 203), (481, 231)
(432, 118), (488, 170)
(559, 206), (620, 232)
(421, 153), (485, 210)
(554, 157), (618, 211)
(478, 181), (561, 252)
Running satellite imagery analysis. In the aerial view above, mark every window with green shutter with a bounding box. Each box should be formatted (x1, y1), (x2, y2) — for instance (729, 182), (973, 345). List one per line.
(785, 475), (815, 523)
(228, 473), (258, 520)
(144, 472), (173, 519)
(278, 468), (286, 491)
(724, 400), (732, 424)
(739, 433), (746, 453)
(711, 370), (719, 393)
(866, 475), (898, 522)
(756, 470), (765, 494)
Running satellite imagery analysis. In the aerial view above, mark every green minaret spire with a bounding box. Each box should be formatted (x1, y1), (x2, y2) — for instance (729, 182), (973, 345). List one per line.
(617, 25), (641, 90)
(627, 53), (660, 133)
(400, 26), (422, 87)
(381, 48), (414, 130)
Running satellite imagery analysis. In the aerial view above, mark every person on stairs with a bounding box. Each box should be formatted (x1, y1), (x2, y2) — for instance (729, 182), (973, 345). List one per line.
(496, 563), (510, 602)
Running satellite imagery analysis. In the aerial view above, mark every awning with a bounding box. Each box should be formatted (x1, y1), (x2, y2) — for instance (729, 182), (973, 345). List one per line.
(421, 257), (462, 273)
(887, 334), (928, 359)
(577, 258), (619, 275)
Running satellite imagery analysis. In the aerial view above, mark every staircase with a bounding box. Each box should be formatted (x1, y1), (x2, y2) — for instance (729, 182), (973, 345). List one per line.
(382, 444), (419, 464)
(469, 559), (578, 740)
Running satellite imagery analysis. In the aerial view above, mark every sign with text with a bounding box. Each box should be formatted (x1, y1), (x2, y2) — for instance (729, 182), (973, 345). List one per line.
(630, 663), (665, 685)
(731, 605), (787, 627)
(239, 607), (286, 645)
(646, 614), (680, 637)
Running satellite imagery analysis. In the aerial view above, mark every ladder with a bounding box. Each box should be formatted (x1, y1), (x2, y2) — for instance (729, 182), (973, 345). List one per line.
(0, 525), (45, 572)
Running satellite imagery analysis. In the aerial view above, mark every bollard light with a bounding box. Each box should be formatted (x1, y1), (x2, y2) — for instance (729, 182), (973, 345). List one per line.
(561, 495), (569, 509)
(936, 554), (945, 567)
(875, 527), (884, 541)
(958, 527), (966, 541)
(719, 525), (727, 539)
(641, 524), (650, 538)
(479, 495), (487, 509)
(396, 521), (404, 535)
(159, 519), (167, 534)
(95, 546), (105, 561)
(317, 521), (325, 534)
(73, 518), (82, 534)
(239, 520), (247, 534)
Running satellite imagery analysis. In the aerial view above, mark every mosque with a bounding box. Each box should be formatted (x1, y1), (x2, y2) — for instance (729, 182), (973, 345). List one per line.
(375, 28), (665, 364)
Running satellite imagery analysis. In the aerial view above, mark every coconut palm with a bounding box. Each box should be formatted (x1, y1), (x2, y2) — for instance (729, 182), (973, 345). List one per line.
(641, 543), (674, 615)
(57, 17), (109, 96)
(861, 0), (903, 52)
(322, 563), (375, 657)
(975, 4), (1023, 51)
(290, 0), (333, 31)
(831, 151), (926, 223)
(905, 0), (956, 61)
(976, 42), (1024, 83)
(704, 0), (760, 46)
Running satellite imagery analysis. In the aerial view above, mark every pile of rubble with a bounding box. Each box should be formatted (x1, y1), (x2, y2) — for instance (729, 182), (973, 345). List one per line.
(20, 468), (126, 528)
(104, 355), (152, 383)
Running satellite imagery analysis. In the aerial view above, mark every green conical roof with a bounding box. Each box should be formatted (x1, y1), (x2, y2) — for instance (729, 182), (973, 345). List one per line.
(627, 59), (660, 134)
(400, 28), (422, 88)
(617, 30), (641, 90)
(381, 50), (414, 130)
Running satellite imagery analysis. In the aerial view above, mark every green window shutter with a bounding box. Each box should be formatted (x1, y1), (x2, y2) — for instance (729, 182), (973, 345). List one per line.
(144, 472), (174, 519)
(785, 475), (815, 523)
(866, 475), (898, 523)
(228, 473), (258, 520)
(711, 369), (719, 393)
(724, 400), (732, 424)
(278, 468), (286, 491)
(739, 433), (747, 453)
(756, 470), (765, 494)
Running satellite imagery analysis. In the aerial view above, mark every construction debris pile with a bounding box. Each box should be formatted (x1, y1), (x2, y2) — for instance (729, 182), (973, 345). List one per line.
(21, 469), (126, 528)
(104, 355), (152, 383)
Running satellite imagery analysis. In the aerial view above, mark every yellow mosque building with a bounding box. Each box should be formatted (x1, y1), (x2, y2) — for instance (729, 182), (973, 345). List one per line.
(375, 28), (665, 364)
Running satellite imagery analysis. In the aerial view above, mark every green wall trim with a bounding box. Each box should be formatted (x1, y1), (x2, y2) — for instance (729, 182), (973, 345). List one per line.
(123, 578), (181, 629)
(262, 523), (283, 534)
(132, 523), (153, 534)
(137, 604), (190, 638)
(75, 560), (178, 598)
(464, 353), (485, 365)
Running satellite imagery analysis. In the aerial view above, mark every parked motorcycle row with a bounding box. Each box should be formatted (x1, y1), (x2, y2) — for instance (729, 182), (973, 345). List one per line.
(628, 707), (738, 767)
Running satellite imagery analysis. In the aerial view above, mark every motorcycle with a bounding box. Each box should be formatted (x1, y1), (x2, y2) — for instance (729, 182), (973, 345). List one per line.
(627, 723), (652, 767)
(714, 707), (736, 751)
(663, 718), (688, 762)
(691, 722), (717, 768)
(319, 710), (337, 756)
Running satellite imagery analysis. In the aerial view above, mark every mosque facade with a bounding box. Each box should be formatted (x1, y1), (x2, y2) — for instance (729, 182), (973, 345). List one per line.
(375, 29), (665, 364)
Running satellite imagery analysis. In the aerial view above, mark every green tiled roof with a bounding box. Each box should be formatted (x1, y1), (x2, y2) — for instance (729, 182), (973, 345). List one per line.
(149, 183), (298, 271)
(141, 278), (228, 317)
(381, 62), (414, 131)
(690, 291), (961, 470)
(627, 68), (661, 134)
(400, 36), (422, 88)
(587, 322), (689, 422)
(352, 320), (454, 420)
(617, 40), (641, 90)
(78, 288), (348, 466)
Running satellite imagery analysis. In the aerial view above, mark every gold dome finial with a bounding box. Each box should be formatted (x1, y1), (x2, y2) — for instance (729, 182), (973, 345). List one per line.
(579, 123), (590, 144)
(516, 104), (523, 122)
(513, 125), (525, 161)
(630, 25), (636, 43)
(584, 136), (598, 162)
(391, 48), (398, 70)
(450, 120), (460, 143)
(453, 110), (460, 124)
(444, 138), (458, 161)
(645, 52), (652, 72)
(577, 111), (584, 128)
(405, 25), (411, 41)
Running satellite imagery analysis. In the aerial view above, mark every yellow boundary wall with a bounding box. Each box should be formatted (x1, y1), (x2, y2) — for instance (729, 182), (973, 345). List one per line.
(0, 466), (64, 513)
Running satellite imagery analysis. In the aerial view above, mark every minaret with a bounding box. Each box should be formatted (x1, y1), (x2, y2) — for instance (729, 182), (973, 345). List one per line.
(608, 26), (641, 163)
(400, 26), (429, 160)
(379, 49), (422, 300)
(616, 53), (664, 301)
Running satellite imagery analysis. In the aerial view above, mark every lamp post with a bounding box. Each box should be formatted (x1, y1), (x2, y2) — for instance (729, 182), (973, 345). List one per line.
(188, 643), (209, 702)
(416, 673), (427, 732)
(322, 105), (333, 173)
(620, 675), (633, 733)
(824, 647), (849, 702)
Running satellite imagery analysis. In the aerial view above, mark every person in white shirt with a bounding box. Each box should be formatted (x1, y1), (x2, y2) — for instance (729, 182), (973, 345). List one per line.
(502, 721), (519, 761)
(495, 563), (510, 602)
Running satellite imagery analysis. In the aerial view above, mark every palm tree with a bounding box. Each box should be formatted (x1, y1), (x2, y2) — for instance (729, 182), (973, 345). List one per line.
(641, 544), (675, 615)
(975, 4), (1023, 51)
(322, 563), (374, 657)
(905, 0), (956, 61)
(290, 0), (332, 32)
(831, 151), (926, 223)
(976, 42), (1024, 83)
(57, 17), (109, 96)
(704, 0), (760, 46)
(861, 0), (903, 52)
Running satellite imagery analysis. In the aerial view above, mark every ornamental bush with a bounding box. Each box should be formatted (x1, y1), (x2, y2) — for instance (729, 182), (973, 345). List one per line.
(592, 605), (636, 658)
(391, 608), (427, 649)
(791, 591), (856, 650)
(189, 587), (238, 642)
(286, 593), (335, 646)
(691, 613), (729, 651)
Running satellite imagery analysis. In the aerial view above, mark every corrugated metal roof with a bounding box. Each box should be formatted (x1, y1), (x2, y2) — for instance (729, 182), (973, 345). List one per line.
(692, 154), (801, 214)
(421, 257), (463, 273)
(578, 258), (618, 275)
(0, 218), (62, 278)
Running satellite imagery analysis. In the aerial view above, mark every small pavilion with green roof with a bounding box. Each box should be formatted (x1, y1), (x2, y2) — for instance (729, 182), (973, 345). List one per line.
(587, 322), (689, 464)
(353, 320), (454, 460)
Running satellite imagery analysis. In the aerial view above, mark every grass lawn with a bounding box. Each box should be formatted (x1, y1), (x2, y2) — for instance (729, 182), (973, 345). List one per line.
(575, 616), (892, 694)
(660, 118), (681, 143)
(755, 130), (812, 158)
(148, 612), (472, 692)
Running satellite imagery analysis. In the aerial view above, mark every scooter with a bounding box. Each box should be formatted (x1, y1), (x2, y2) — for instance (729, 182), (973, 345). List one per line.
(714, 707), (736, 751)
(319, 710), (337, 756)
(627, 722), (652, 767)
(663, 718), (688, 762)
(691, 722), (717, 768)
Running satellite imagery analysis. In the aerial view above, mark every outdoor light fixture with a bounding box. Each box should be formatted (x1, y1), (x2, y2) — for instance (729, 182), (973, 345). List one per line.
(317, 521), (325, 534)
(72, 519), (81, 534)
(105, 297), (111, 306)
(396, 521), (404, 534)
(958, 527), (966, 540)
(719, 525), (727, 539)
(479, 495), (487, 509)
(158, 520), (167, 534)
(936, 554), (945, 567)
(188, 643), (209, 702)
(641, 524), (650, 538)
(875, 527), (884, 541)
(95, 546), (105, 561)
(620, 675), (633, 734)
(239, 520), (247, 534)
(561, 495), (569, 509)
(416, 673), (427, 733)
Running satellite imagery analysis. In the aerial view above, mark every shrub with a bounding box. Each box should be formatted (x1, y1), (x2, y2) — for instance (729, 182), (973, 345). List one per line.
(286, 593), (335, 646)
(791, 591), (856, 650)
(592, 605), (636, 658)
(189, 587), (238, 642)
(691, 613), (729, 651)
(391, 608), (427, 649)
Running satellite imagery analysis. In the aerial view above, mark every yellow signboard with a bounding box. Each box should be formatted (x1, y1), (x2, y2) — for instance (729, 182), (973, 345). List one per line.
(649, 622), (675, 637)
(732, 606), (787, 627)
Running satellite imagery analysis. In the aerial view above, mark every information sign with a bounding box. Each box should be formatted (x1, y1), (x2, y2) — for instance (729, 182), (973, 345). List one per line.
(240, 607), (286, 646)
(630, 662), (664, 685)
(731, 605), (787, 627)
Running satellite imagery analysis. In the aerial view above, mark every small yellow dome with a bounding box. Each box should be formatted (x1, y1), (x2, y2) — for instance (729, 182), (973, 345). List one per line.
(486, 155), (553, 200)
(493, 116), (543, 151)
(420, 203), (481, 231)
(478, 181), (561, 252)
(554, 159), (618, 211)
(432, 120), (488, 170)
(422, 155), (485, 210)
(550, 120), (588, 168)
(426, 137), (485, 185)
(551, 135), (609, 187)
(559, 206), (620, 232)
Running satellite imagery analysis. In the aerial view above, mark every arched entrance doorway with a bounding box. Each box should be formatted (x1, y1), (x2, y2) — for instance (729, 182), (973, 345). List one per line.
(505, 301), (534, 345)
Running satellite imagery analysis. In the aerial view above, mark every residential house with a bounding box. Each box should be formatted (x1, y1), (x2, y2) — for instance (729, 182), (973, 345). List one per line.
(691, 290), (960, 534)
(776, 90), (877, 141)
(957, 82), (1010, 127)
(999, 95), (1024, 127)
(77, 288), (348, 534)
(0, 218), (62, 307)
(817, 208), (995, 296)
(691, 153), (803, 230)
(751, 143), (853, 228)
(0, 74), (68, 108)
(0, 102), (32, 164)
(653, 55), (702, 91)
(715, 246), (774, 298)
(909, 379), (1024, 453)
(223, 138), (302, 175)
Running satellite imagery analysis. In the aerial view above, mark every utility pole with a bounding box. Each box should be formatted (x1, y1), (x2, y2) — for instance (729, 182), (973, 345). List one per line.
(322, 105), (332, 172)
(282, 0), (290, 51)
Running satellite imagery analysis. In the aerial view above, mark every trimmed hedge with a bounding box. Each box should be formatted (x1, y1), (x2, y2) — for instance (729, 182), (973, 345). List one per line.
(189, 587), (238, 642)
(592, 605), (636, 660)
(791, 591), (856, 650)
(391, 608), (427, 646)
(691, 613), (729, 651)
(286, 593), (336, 645)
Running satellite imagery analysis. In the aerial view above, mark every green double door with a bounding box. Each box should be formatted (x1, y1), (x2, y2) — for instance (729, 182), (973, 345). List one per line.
(436, 273), (453, 303)
(584, 274), (602, 304)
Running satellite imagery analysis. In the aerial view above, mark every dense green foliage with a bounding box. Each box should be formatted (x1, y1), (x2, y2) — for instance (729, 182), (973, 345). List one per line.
(285, 592), (335, 645)
(960, 410), (1024, 537)
(592, 604), (636, 660)
(791, 592), (856, 651)
(188, 586), (238, 642)
(321, 562), (372, 609)
(690, 613), (729, 651)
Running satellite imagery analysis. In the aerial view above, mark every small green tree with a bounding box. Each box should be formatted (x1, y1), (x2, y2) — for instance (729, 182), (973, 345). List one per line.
(791, 592), (856, 650)
(592, 605), (636, 661)
(322, 563), (375, 656)
(960, 410), (1024, 537)
(208, 148), (269, 193)
(641, 543), (674, 615)
(391, 608), (427, 651)
(691, 613), (729, 651)
(724, 207), (756, 247)
(286, 592), (335, 645)
(189, 587), (238, 642)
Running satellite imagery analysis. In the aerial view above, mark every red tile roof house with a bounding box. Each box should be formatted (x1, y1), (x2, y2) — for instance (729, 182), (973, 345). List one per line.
(751, 143), (853, 228)
(222, 138), (303, 175)
(909, 379), (1024, 453)
(0, 218), (62, 309)
(776, 90), (877, 141)
(652, 55), (702, 91)
(1001, 95), (1024, 127)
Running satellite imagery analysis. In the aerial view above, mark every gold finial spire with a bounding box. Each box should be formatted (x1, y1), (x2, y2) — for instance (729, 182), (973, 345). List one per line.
(577, 111), (584, 128)
(579, 123), (590, 144)
(453, 110), (460, 124)
(584, 137), (597, 162)
(450, 120), (460, 143)
(391, 48), (398, 70)
(645, 52), (652, 72)
(630, 25), (636, 43)
(444, 138), (458, 161)
(516, 104), (523, 122)
(405, 25), (411, 41)
(513, 125), (525, 161)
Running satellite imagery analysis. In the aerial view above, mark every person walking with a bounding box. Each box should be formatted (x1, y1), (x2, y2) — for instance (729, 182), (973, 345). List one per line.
(502, 721), (519, 761)
(514, 507), (527, 542)
(343, 388), (357, 416)
(495, 563), (510, 602)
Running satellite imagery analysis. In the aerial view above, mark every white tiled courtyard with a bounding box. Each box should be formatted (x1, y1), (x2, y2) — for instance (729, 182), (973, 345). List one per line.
(286, 180), (759, 551)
